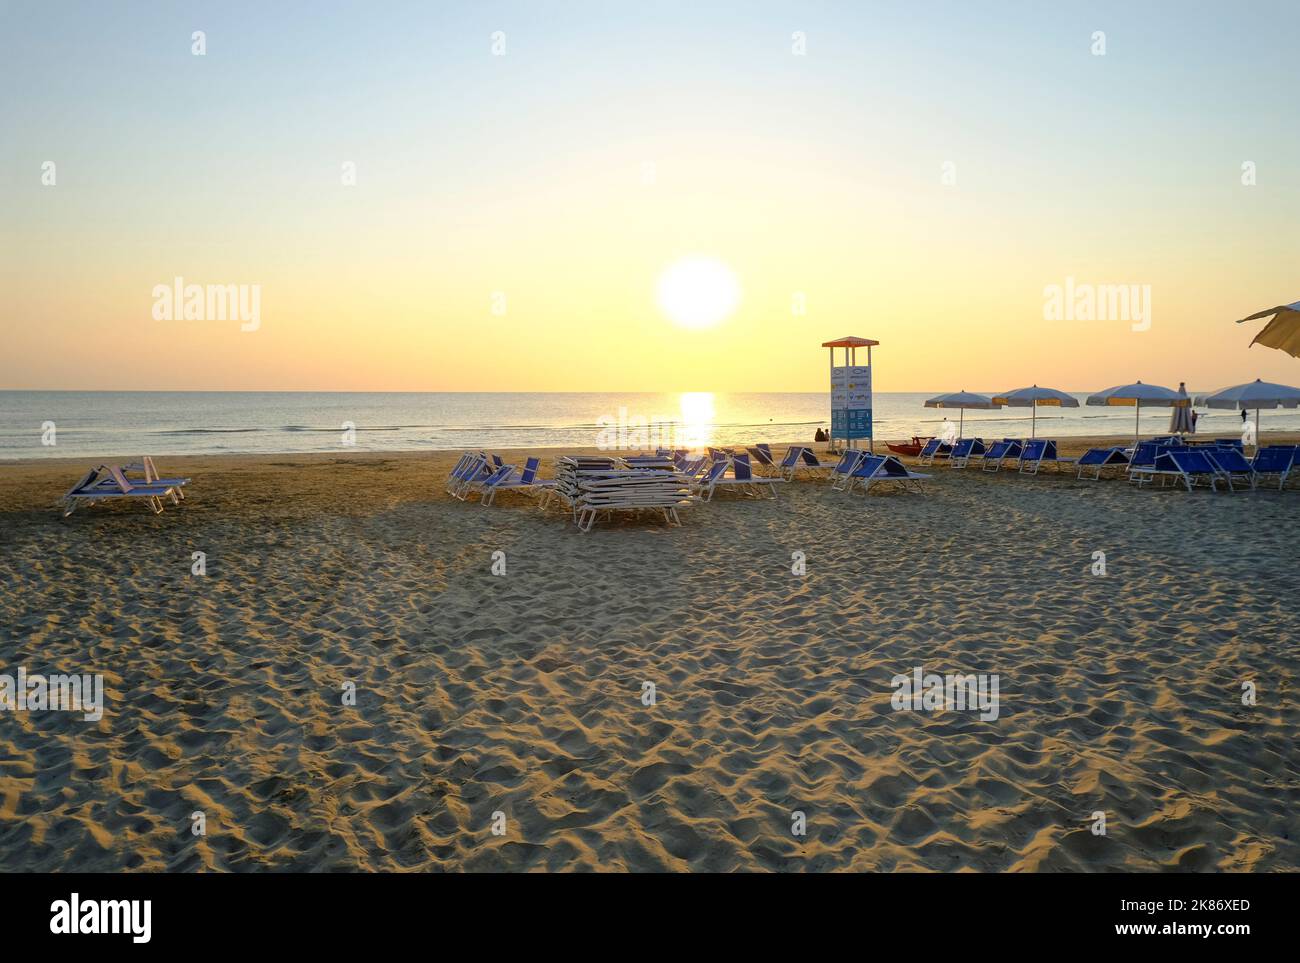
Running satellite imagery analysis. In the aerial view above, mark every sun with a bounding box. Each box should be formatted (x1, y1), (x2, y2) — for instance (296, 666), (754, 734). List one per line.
(656, 257), (740, 330)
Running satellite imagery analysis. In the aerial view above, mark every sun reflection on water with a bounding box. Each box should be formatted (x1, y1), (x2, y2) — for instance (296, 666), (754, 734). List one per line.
(677, 392), (715, 451)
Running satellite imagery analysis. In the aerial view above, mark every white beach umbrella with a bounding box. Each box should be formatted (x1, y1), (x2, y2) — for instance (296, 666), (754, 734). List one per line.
(1085, 381), (1188, 445)
(1237, 301), (1300, 359)
(923, 390), (1001, 438)
(990, 385), (1079, 438)
(1193, 378), (1300, 445)
(1169, 382), (1193, 435)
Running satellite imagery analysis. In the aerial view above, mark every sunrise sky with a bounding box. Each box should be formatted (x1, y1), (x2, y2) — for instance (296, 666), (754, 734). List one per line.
(3, 0), (1299, 392)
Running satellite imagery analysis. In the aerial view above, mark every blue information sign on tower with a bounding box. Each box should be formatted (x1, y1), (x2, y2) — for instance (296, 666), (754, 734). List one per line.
(822, 336), (878, 452)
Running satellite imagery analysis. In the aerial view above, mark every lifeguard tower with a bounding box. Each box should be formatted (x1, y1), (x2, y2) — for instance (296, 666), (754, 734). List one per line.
(822, 336), (877, 453)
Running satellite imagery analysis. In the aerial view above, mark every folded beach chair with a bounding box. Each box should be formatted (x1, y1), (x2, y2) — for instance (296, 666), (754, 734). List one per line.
(948, 438), (986, 469)
(62, 464), (180, 517)
(845, 454), (931, 494)
(981, 439), (1023, 472)
(1250, 446), (1295, 491)
(446, 451), (482, 495)
(479, 457), (555, 505)
(917, 438), (952, 466)
(449, 452), (494, 499)
(1205, 448), (1256, 491)
(1075, 447), (1129, 480)
(829, 449), (866, 489)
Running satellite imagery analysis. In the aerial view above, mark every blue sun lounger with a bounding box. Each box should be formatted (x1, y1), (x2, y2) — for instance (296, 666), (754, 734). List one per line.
(1143, 449), (1224, 492)
(463, 462), (517, 501)
(917, 438), (952, 466)
(1251, 446), (1295, 490)
(119, 457), (190, 499)
(479, 456), (556, 505)
(948, 438), (986, 468)
(732, 453), (784, 497)
(774, 446), (823, 480)
(845, 454), (931, 494)
(746, 444), (782, 475)
(1017, 439), (1075, 475)
(829, 449), (866, 489)
(62, 465), (181, 517)
(1125, 442), (1168, 482)
(696, 456), (783, 500)
(1076, 447), (1129, 480)
(980, 439), (1021, 471)
(1204, 448), (1257, 491)
(447, 452), (492, 498)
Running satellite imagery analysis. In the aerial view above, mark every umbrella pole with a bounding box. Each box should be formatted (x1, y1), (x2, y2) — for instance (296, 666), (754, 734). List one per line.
(1031, 406), (1037, 439)
(1134, 402), (1140, 447)
(960, 409), (964, 438)
(1256, 407), (1260, 450)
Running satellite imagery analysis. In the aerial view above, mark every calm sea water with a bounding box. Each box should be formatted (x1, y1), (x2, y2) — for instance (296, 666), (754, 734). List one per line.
(1, 391), (1293, 460)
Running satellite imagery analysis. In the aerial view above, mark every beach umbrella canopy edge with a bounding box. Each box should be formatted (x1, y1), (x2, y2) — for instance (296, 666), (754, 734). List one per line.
(1237, 301), (1300, 359)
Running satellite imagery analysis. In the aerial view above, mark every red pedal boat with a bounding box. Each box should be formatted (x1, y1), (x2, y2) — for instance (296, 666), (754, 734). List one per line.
(886, 436), (932, 458)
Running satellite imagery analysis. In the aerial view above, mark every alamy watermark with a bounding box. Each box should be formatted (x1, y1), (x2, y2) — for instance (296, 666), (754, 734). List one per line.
(1, 667), (104, 721)
(891, 665), (1000, 721)
(1043, 276), (1150, 331)
(596, 406), (703, 451)
(152, 277), (261, 331)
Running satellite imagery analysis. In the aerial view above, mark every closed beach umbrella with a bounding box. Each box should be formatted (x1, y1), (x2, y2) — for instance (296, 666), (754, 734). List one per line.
(1169, 382), (1193, 435)
(991, 385), (1079, 438)
(1085, 381), (1187, 445)
(1237, 301), (1300, 359)
(923, 390), (1001, 438)
(1193, 378), (1300, 446)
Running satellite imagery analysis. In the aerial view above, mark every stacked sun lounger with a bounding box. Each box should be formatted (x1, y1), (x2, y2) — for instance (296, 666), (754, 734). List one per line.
(62, 461), (189, 517)
(550, 455), (694, 532)
(1128, 441), (1265, 492)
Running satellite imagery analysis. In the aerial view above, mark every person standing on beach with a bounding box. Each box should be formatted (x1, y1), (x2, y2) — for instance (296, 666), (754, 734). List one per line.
(1190, 409), (1198, 433)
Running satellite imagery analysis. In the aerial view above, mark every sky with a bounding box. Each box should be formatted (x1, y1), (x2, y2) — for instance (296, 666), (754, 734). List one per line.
(2, 0), (1299, 393)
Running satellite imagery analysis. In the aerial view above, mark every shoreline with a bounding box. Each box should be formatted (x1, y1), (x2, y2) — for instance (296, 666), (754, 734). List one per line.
(5, 431), (1297, 470)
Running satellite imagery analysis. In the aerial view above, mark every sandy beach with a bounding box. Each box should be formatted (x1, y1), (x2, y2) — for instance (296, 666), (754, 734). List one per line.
(0, 438), (1296, 872)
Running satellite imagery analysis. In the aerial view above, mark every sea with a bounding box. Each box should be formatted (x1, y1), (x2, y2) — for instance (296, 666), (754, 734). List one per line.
(1, 391), (1292, 460)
